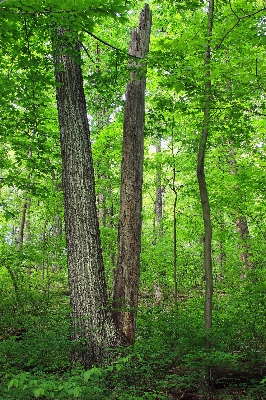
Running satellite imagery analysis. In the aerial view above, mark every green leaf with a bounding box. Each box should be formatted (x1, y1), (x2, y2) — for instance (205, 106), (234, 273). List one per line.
(115, 363), (122, 371)
(8, 379), (19, 389)
(83, 369), (92, 381)
(172, 81), (185, 93)
(83, 366), (102, 381)
(33, 388), (45, 398)
(73, 386), (81, 397)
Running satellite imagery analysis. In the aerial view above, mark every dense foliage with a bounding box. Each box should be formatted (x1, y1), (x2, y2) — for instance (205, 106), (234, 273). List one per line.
(0, 0), (266, 398)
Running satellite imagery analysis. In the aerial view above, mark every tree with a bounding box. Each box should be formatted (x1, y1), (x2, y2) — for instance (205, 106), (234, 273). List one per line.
(197, 0), (214, 333)
(53, 27), (127, 368)
(154, 138), (163, 229)
(113, 4), (152, 344)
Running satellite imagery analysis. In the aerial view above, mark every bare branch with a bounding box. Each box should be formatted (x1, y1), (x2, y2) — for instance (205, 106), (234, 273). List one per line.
(83, 29), (125, 53)
(83, 29), (143, 59)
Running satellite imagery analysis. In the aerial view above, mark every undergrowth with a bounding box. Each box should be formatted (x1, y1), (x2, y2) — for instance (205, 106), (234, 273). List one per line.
(1, 286), (266, 399)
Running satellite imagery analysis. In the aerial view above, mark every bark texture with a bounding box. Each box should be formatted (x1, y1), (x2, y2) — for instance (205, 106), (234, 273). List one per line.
(113, 5), (152, 344)
(54, 29), (125, 368)
(196, 0), (214, 331)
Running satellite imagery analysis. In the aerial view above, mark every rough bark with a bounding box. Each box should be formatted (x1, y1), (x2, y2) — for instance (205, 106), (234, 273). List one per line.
(54, 28), (126, 368)
(196, 0), (214, 331)
(113, 5), (152, 344)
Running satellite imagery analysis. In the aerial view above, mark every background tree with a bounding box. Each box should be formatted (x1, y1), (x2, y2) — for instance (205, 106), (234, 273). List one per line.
(197, 0), (214, 334)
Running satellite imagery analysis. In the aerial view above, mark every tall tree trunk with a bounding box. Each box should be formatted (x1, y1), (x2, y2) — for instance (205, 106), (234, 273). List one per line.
(54, 28), (126, 368)
(108, 195), (116, 272)
(16, 200), (28, 250)
(153, 137), (164, 305)
(197, 0), (214, 386)
(96, 185), (107, 227)
(113, 5), (152, 344)
(16, 195), (31, 250)
(154, 138), (163, 228)
(197, 0), (214, 331)
(170, 135), (178, 304)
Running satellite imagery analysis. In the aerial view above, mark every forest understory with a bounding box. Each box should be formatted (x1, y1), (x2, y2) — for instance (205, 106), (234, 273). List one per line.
(1, 281), (265, 400)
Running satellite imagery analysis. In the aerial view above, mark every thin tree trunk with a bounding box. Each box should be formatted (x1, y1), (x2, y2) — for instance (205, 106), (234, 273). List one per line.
(17, 149), (32, 249)
(153, 137), (164, 305)
(154, 138), (163, 227)
(17, 198), (30, 250)
(113, 5), (152, 344)
(97, 185), (107, 227)
(54, 28), (126, 368)
(170, 137), (178, 304)
(25, 197), (31, 243)
(197, 0), (214, 386)
(197, 0), (214, 332)
(109, 198), (116, 270)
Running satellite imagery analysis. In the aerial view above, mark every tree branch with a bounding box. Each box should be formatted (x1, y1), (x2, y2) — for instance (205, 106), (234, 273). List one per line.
(216, 7), (266, 49)
(83, 29), (125, 53)
(83, 29), (142, 59)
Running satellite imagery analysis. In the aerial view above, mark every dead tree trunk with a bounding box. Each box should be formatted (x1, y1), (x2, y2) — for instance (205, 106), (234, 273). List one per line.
(113, 4), (152, 344)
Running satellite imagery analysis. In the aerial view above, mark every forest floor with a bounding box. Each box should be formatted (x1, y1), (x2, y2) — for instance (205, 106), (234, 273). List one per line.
(163, 363), (266, 399)
(1, 289), (266, 399)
